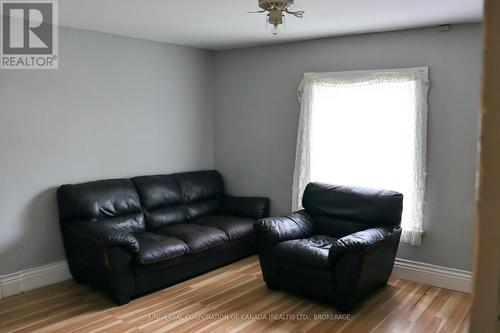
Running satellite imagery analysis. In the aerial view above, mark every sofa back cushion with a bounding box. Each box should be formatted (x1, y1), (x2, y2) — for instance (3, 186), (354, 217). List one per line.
(132, 175), (186, 230)
(57, 179), (145, 232)
(302, 182), (403, 237)
(173, 170), (224, 220)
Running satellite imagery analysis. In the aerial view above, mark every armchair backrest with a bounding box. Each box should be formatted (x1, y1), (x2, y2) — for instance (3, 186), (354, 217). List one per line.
(302, 183), (403, 238)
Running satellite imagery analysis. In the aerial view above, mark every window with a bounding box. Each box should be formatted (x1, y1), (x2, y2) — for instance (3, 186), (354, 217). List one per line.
(292, 68), (429, 245)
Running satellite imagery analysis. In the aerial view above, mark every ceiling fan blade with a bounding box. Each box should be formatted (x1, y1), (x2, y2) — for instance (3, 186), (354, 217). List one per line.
(248, 10), (266, 14)
(286, 10), (305, 18)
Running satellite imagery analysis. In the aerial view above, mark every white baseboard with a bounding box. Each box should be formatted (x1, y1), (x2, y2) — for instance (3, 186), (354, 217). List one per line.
(0, 261), (71, 300)
(0, 257), (472, 300)
(392, 258), (472, 293)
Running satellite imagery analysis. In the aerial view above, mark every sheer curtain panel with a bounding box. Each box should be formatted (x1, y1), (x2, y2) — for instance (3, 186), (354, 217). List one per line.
(292, 68), (429, 246)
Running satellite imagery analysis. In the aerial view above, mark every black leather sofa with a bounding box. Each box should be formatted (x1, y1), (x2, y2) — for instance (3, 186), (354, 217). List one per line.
(254, 182), (403, 310)
(57, 170), (269, 304)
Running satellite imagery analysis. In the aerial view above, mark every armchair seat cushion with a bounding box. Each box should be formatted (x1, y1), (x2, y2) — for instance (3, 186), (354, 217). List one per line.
(272, 235), (337, 269)
(157, 224), (229, 253)
(192, 215), (255, 240)
(134, 232), (189, 265)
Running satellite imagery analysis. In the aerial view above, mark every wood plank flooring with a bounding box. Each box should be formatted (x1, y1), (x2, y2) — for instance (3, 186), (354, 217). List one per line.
(0, 256), (471, 333)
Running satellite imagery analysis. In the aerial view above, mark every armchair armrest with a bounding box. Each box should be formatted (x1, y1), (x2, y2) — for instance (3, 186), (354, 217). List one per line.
(254, 210), (315, 248)
(328, 225), (402, 309)
(64, 220), (140, 254)
(329, 226), (399, 263)
(223, 194), (270, 220)
(254, 210), (315, 286)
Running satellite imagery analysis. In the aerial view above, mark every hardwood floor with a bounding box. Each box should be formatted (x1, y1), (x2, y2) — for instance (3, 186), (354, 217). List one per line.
(0, 256), (470, 333)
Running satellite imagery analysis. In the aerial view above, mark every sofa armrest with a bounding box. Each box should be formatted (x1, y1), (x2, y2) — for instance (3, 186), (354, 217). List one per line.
(254, 210), (315, 248)
(223, 194), (270, 220)
(328, 226), (399, 262)
(61, 220), (138, 304)
(64, 220), (140, 254)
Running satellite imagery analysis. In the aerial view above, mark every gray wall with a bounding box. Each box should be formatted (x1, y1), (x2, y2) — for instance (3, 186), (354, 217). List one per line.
(0, 27), (214, 275)
(213, 24), (481, 271)
(0, 24), (481, 276)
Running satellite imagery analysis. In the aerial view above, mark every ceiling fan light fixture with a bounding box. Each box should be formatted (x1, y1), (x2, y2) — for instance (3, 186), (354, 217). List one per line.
(250, 0), (305, 35)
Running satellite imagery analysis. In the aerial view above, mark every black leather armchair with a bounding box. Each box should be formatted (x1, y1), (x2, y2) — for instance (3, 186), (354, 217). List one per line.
(254, 182), (403, 310)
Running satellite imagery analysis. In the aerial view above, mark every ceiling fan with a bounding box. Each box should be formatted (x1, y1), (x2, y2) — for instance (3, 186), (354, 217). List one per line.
(249, 0), (305, 35)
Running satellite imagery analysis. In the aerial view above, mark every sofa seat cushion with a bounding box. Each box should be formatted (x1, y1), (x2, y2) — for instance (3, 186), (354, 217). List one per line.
(133, 232), (189, 265)
(157, 224), (229, 254)
(272, 235), (337, 269)
(191, 215), (255, 240)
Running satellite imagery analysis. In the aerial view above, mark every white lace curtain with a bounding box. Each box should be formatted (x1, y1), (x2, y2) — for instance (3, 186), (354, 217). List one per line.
(292, 67), (430, 246)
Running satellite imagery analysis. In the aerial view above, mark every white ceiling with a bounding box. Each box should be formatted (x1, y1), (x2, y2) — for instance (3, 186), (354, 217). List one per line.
(59, 0), (483, 50)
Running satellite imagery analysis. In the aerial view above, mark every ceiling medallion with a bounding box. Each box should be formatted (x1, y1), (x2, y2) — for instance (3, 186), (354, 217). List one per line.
(249, 0), (305, 35)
